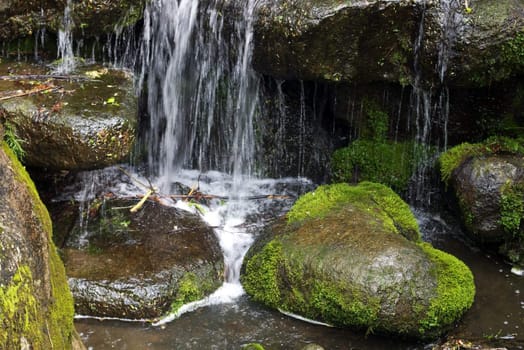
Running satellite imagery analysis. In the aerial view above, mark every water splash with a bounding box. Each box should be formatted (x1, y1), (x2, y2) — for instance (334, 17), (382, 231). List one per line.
(56, 0), (75, 74)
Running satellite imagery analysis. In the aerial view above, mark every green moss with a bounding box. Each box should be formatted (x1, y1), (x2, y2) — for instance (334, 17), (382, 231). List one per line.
(0, 265), (44, 348)
(331, 140), (427, 192)
(170, 273), (206, 313)
(439, 136), (524, 186)
(242, 344), (265, 350)
(500, 181), (524, 238)
(242, 241), (283, 309)
(310, 280), (380, 330)
(361, 98), (389, 141)
(287, 182), (420, 241)
(1, 142), (75, 348)
(418, 243), (475, 335)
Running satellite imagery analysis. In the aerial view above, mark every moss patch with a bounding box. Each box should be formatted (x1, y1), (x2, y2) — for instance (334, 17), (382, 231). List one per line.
(286, 182), (420, 241)
(418, 243), (475, 335)
(0, 265), (44, 348)
(170, 272), (211, 314)
(439, 136), (524, 186)
(331, 140), (427, 193)
(1, 141), (75, 348)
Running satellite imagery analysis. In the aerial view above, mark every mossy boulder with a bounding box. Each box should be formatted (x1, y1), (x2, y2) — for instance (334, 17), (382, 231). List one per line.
(0, 139), (81, 349)
(0, 61), (137, 170)
(439, 137), (524, 267)
(49, 198), (224, 319)
(242, 182), (475, 339)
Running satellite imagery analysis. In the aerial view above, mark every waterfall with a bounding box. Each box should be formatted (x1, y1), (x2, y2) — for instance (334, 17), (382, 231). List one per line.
(140, 0), (260, 193)
(408, 0), (463, 206)
(56, 0), (75, 74)
(137, 0), (266, 323)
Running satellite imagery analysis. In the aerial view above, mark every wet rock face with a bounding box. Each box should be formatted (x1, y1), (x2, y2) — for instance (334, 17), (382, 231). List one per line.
(0, 0), (144, 42)
(452, 156), (523, 241)
(242, 183), (475, 339)
(0, 61), (137, 170)
(253, 0), (524, 86)
(450, 155), (524, 266)
(0, 138), (78, 349)
(50, 199), (224, 319)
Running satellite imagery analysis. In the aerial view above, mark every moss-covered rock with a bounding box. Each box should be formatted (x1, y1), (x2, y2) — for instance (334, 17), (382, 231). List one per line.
(331, 140), (428, 193)
(242, 182), (475, 339)
(0, 61), (137, 170)
(439, 137), (524, 267)
(0, 142), (80, 349)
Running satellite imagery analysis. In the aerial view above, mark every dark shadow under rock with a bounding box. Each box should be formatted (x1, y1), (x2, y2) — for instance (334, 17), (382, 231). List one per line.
(50, 198), (224, 320)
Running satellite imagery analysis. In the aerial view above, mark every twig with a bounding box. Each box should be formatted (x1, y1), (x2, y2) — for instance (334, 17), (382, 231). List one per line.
(0, 74), (94, 81)
(130, 189), (154, 213)
(0, 86), (59, 101)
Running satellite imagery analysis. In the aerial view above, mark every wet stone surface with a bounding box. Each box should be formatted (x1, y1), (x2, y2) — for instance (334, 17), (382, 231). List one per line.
(49, 198), (224, 320)
(0, 60), (137, 170)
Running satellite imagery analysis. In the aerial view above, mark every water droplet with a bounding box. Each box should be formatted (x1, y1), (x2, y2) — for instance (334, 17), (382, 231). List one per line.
(504, 321), (509, 325)
(516, 290), (521, 294)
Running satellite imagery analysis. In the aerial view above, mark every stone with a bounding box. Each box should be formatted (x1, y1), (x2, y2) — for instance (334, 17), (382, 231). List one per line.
(0, 61), (137, 170)
(242, 182), (475, 339)
(0, 134), (81, 349)
(49, 198), (224, 319)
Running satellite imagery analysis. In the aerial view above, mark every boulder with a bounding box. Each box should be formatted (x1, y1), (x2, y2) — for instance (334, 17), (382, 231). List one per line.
(439, 137), (524, 267)
(253, 0), (524, 86)
(0, 61), (137, 170)
(50, 198), (224, 319)
(242, 182), (475, 339)
(0, 129), (82, 349)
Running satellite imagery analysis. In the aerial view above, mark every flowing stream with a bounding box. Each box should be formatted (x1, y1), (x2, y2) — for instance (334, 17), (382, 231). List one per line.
(61, 0), (524, 348)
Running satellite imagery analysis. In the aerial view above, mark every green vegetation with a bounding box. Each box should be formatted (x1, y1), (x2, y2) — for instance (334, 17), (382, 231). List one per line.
(332, 140), (427, 193)
(470, 30), (524, 85)
(3, 122), (25, 161)
(170, 273), (206, 314)
(439, 136), (524, 186)
(418, 243), (475, 335)
(500, 181), (524, 238)
(242, 241), (283, 309)
(0, 265), (43, 348)
(286, 182), (420, 241)
(1, 142), (75, 348)
(242, 343), (265, 350)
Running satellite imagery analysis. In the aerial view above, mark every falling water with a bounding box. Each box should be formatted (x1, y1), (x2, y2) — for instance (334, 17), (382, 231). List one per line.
(141, 0), (260, 192)
(135, 0), (265, 322)
(56, 0), (75, 74)
(408, 0), (464, 206)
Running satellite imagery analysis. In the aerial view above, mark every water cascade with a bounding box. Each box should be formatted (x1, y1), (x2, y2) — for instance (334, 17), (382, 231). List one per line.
(56, 0), (75, 74)
(136, 0), (271, 323)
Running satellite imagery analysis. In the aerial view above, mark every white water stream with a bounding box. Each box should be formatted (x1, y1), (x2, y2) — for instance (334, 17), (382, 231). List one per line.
(56, 0), (75, 74)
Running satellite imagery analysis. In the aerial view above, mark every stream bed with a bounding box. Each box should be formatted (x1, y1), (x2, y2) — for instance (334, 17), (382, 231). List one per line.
(66, 170), (523, 349)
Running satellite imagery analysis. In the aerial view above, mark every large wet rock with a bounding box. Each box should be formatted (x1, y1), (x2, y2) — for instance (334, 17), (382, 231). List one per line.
(50, 198), (224, 319)
(0, 61), (137, 170)
(0, 0), (144, 42)
(242, 182), (475, 339)
(440, 138), (524, 267)
(254, 0), (524, 86)
(0, 127), (82, 349)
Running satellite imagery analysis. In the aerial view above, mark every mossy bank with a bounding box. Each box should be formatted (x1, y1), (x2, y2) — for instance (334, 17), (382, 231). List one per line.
(0, 141), (78, 349)
(242, 182), (475, 339)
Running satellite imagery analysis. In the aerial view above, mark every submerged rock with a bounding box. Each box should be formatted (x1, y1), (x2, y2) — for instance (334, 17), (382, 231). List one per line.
(50, 198), (224, 320)
(439, 137), (524, 268)
(0, 61), (137, 170)
(0, 130), (81, 349)
(242, 182), (475, 339)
